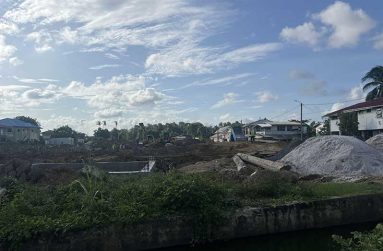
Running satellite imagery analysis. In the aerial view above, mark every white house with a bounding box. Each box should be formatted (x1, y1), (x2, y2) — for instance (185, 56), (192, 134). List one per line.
(0, 118), (41, 142)
(324, 98), (383, 139)
(45, 137), (75, 145)
(210, 126), (236, 142)
(243, 119), (307, 140)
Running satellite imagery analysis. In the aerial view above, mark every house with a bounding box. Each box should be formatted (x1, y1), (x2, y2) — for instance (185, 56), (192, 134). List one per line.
(0, 118), (41, 142)
(210, 126), (236, 142)
(324, 98), (383, 139)
(45, 137), (75, 145)
(243, 119), (307, 140)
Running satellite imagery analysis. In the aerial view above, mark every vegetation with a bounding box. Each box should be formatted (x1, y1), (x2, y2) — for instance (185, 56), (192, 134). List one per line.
(339, 112), (359, 136)
(0, 169), (382, 248)
(14, 116), (40, 127)
(362, 65), (383, 101)
(318, 119), (331, 135)
(93, 127), (110, 139)
(51, 125), (85, 139)
(333, 224), (383, 251)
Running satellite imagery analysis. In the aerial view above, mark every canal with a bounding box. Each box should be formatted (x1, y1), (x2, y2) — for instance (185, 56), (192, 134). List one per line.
(161, 222), (376, 251)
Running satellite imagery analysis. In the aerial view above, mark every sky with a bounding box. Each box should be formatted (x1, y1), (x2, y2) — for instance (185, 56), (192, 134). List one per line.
(0, 0), (382, 134)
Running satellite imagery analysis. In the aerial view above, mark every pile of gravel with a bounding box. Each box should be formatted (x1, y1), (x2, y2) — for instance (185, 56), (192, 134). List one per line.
(366, 134), (383, 152)
(281, 136), (383, 179)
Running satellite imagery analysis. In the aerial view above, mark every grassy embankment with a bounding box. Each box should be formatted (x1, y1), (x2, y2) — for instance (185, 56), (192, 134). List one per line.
(1, 166), (383, 248)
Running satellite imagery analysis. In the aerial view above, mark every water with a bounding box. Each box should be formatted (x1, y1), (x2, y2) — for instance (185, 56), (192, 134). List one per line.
(161, 223), (377, 251)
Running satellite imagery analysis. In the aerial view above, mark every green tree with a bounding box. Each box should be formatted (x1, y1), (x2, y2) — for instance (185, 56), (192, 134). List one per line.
(94, 128), (110, 139)
(362, 66), (383, 101)
(338, 112), (359, 136)
(51, 125), (79, 138)
(318, 119), (330, 136)
(15, 116), (40, 127)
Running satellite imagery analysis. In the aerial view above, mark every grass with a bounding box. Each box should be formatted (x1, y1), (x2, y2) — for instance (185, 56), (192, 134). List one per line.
(1, 169), (383, 248)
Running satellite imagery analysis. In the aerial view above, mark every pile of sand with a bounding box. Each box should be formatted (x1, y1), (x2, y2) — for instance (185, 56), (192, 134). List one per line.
(281, 136), (383, 179)
(366, 134), (383, 152)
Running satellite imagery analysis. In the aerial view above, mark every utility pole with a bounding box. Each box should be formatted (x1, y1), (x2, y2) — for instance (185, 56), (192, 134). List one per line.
(300, 102), (303, 141)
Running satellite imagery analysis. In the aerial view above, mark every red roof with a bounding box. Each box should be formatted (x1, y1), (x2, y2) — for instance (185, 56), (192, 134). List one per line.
(325, 98), (383, 117)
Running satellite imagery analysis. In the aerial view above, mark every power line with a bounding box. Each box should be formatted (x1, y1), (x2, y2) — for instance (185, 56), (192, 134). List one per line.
(304, 98), (364, 106)
(269, 104), (300, 120)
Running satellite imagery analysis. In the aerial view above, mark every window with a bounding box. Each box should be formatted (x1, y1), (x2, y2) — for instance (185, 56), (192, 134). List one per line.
(7, 128), (12, 133)
(17, 129), (20, 132)
(287, 125), (293, 131)
(367, 109), (372, 113)
(277, 125), (285, 131)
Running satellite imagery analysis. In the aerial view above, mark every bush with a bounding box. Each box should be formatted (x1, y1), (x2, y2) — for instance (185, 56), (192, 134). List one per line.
(333, 224), (383, 251)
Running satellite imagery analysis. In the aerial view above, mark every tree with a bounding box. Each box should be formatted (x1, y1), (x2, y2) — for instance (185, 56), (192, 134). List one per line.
(362, 66), (383, 101)
(15, 116), (40, 127)
(318, 119), (330, 136)
(94, 128), (110, 139)
(51, 125), (78, 138)
(338, 112), (359, 136)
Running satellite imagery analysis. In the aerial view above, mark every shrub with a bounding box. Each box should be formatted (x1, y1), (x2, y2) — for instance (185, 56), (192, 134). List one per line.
(333, 224), (383, 251)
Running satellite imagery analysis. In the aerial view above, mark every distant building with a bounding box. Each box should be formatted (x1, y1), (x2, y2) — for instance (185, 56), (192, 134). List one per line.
(324, 98), (383, 139)
(45, 137), (75, 145)
(0, 118), (41, 142)
(210, 126), (236, 142)
(243, 119), (307, 140)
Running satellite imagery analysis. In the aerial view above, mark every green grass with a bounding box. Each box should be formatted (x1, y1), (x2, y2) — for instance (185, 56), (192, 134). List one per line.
(1, 169), (383, 248)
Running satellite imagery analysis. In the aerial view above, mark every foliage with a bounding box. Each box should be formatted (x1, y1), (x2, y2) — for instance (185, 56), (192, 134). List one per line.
(14, 116), (40, 127)
(0, 171), (382, 247)
(93, 128), (110, 139)
(333, 224), (383, 251)
(339, 112), (359, 136)
(318, 119), (331, 136)
(51, 125), (84, 139)
(362, 65), (383, 101)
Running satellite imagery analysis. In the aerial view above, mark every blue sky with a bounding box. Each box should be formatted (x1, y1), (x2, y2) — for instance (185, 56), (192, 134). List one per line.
(0, 0), (382, 133)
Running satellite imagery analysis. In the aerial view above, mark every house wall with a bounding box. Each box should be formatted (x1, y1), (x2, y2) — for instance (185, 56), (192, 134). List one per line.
(358, 108), (383, 131)
(329, 118), (340, 133)
(0, 127), (40, 141)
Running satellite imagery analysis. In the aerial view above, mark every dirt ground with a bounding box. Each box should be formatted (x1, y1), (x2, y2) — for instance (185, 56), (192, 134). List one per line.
(0, 140), (285, 167)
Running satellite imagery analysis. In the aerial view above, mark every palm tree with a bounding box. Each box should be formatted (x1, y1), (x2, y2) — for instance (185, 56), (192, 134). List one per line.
(362, 66), (383, 101)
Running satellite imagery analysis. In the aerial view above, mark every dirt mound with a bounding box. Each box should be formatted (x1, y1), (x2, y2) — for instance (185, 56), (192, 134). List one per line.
(178, 158), (236, 173)
(366, 134), (383, 151)
(281, 136), (383, 179)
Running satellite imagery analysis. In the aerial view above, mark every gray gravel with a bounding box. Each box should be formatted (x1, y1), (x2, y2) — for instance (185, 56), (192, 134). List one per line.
(281, 136), (383, 179)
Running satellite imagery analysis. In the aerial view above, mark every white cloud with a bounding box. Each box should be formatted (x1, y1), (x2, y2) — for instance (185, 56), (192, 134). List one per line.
(255, 91), (278, 103)
(373, 33), (383, 50)
(0, 18), (19, 35)
(94, 109), (123, 119)
(145, 42), (281, 76)
(219, 113), (231, 121)
(315, 1), (375, 48)
(300, 80), (328, 96)
(182, 73), (255, 89)
(280, 22), (324, 47)
(211, 92), (240, 109)
(89, 64), (120, 70)
(26, 30), (53, 53)
(348, 85), (365, 99)
(281, 1), (375, 49)
(0, 35), (16, 63)
(9, 57), (23, 66)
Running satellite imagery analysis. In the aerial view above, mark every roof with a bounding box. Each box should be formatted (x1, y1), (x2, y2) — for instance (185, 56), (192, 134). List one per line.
(215, 126), (233, 133)
(0, 118), (40, 128)
(269, 121), (301, 126)
(325, 98), (383, 117)
(245, 120), (301, 127)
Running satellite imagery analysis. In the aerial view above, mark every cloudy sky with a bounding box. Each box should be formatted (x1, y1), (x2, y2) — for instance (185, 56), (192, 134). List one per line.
(0, 0), (382, 133)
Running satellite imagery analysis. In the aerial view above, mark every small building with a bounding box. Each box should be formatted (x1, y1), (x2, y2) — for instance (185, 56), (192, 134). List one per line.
(324, 98), (383, 139)
(244, 119), (307, 140)
(45, 137), (75, 145)
(210, 126), (236, 142)
(0, 118), (41, 142)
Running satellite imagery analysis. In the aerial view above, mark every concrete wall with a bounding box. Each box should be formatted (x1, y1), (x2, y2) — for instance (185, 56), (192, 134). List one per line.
(5, 193), (383, 251)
